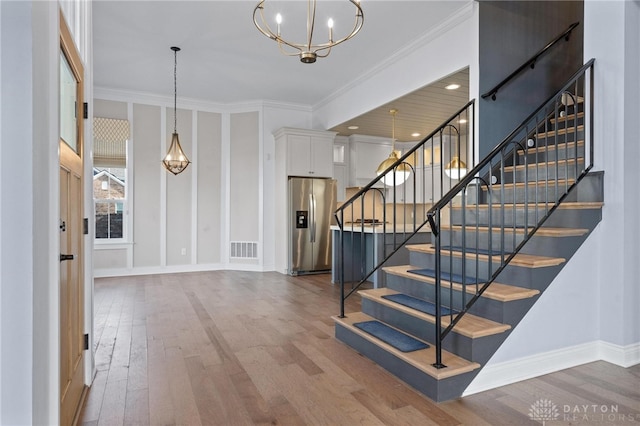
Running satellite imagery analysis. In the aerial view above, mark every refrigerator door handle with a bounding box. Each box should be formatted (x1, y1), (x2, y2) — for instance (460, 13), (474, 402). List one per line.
(310, 193), (316, 243)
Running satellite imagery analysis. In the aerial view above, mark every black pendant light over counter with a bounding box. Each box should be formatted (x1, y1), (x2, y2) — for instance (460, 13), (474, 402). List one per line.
(162, 46), (191, 175)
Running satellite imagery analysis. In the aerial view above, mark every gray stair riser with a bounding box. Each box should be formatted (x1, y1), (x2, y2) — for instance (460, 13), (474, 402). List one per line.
(361, 298), (505, 364)
(409, 249), (563, 292)
(518, 146), (584, 163)
(465, 172), (602, 205)
(528, 129), (584, 147)
(545, 114), (584, 130)
(438, 229), (590, 259)
(335, 323), (479, 402)
(465, 183), (576, 205)
(501, 161), (584, 184)
(450, 205), (599, 228)
(384, 273), (538, 325)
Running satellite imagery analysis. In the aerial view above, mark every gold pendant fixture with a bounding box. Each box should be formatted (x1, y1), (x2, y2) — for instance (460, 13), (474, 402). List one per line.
(162, 46), (191, 175)
(443, 124), (467, 180)
(376, 109), (411, 186)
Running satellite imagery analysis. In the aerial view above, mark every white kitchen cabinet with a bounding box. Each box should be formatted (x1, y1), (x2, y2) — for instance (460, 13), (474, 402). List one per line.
(347, 135), (392, 187)
(274, 128), (336, 178)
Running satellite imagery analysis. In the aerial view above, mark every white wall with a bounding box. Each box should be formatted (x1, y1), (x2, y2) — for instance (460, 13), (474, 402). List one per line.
(1, 3), (35, 423)
(465, 0), (640, 395)
(1, 1), (93, 423)
(92, 92), (313, 277)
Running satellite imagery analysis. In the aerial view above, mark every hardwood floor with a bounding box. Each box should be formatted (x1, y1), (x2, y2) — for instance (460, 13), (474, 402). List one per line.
(80, 271), (640, 425)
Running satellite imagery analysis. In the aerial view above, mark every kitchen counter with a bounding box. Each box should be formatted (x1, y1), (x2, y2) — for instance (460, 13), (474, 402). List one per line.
(331, 223), (431, 287)
(330, 222), (431, 234)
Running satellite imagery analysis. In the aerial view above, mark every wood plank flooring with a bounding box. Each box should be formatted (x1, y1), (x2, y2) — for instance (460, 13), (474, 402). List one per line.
(80, 271), (640, 425)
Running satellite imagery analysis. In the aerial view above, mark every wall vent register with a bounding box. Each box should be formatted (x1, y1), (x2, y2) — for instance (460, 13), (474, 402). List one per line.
(230, 241), (259, 259)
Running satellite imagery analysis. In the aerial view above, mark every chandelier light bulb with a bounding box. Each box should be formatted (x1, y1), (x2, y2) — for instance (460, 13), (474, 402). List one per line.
(328, 18), (334, 28)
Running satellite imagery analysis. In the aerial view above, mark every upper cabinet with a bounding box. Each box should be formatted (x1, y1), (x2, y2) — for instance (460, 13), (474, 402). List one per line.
(347, 134), (392, 187)
(274, 128), (336, 178)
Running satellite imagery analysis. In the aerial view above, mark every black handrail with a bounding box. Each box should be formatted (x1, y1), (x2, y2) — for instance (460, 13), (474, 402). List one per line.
(335, 100), (475, 318)
(428, 58), (594, 368)
(434, 58), (594, 213)
(481, 22), (579, 101)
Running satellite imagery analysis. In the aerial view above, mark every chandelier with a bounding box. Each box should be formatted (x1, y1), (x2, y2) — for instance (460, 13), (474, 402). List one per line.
(162, 46), (191, 175)
(253, 0), (364, 64)
(376, 109), (411, 186)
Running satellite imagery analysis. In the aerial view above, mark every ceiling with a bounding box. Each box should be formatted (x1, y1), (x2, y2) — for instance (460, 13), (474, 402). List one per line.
(93, 0), (471, 139)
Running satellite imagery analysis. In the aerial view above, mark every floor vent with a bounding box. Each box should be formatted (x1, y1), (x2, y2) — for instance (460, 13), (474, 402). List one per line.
(230, 241), (258, 259)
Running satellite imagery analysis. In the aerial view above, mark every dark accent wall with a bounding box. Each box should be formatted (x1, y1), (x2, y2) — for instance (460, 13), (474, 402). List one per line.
(478, 1), (584, 157)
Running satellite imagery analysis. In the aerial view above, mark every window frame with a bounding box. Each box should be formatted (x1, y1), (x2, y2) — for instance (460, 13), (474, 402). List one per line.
(93, 166), (128, 242)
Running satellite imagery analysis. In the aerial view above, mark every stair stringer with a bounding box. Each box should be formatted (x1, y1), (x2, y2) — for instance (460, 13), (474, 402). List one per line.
(463, 214), (605, 395)
(449, 171), (605, 397)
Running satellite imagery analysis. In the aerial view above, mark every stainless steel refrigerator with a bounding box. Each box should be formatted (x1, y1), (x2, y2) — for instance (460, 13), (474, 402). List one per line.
(288, 177), (337, 275)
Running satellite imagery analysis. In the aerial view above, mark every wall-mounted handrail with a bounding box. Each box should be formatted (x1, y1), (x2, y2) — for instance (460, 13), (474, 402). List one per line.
(481, 21), (579, 101)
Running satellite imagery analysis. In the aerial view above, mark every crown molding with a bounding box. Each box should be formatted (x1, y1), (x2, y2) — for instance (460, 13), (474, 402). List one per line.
(93, 87), (312, 114)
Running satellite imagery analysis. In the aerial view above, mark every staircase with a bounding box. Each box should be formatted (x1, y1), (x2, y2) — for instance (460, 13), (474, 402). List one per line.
(333, 60), (600, 402)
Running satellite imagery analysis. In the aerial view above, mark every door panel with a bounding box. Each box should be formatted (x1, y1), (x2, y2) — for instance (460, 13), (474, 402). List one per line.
(289, 177), (313, 274)
(311, 179), (335, 271)
(59, 11), (85, 426)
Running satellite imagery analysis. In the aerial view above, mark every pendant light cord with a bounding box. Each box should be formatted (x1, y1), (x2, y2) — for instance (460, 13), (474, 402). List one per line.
(390, 109), (398, 151)
(173, 48), (177, 133)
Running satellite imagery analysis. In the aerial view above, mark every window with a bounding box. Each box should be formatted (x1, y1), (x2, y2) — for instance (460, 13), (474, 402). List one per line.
(93, 117), (129, 240)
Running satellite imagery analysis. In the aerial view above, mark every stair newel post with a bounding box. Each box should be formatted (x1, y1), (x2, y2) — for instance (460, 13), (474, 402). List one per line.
(461, 185), (467, 311)
(428, 210), (446, 369)
(588, 62), (594, 170)
(337, 209), (346, 318)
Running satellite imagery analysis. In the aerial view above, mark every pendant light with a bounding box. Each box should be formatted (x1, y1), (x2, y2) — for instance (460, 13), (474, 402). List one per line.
(376, 109), (411, 186)
(443, 124), (467, 180)
(162, 46), (191, 175)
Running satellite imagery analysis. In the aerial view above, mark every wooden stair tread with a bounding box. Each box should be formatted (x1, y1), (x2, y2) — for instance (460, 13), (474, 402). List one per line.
(332, 312), (481, 380)
(382, 265), (539, 302)
(470, 178), (576, 189)
(549, 111), (584, 124)
(503, 157), (584, 172)
(523, 140), (584, 154)
(406, 244), (565, 268)
(450, 201), (604, 210)
(440, 224), (589, 237)
(537, 124), (584, 138)
(359, 288), (511, 338)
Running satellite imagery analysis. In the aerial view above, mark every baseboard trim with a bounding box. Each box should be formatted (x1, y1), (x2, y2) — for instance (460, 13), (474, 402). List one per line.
(598, 340), (640, 368)
(93, 262), (267, 278)
(463, 340), (640, 396)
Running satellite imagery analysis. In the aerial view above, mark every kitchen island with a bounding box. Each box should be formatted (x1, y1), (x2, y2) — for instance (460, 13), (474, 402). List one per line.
(331, 222), (431, 287)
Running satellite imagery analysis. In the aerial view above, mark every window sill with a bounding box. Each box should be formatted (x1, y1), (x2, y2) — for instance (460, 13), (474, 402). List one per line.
(94, 241), (133, 250)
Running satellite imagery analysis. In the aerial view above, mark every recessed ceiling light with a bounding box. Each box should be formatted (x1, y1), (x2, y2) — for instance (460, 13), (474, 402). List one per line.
(347, 125), (359, 130)
(411, 132), (421, 138)
(445, 83), (460, 90)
